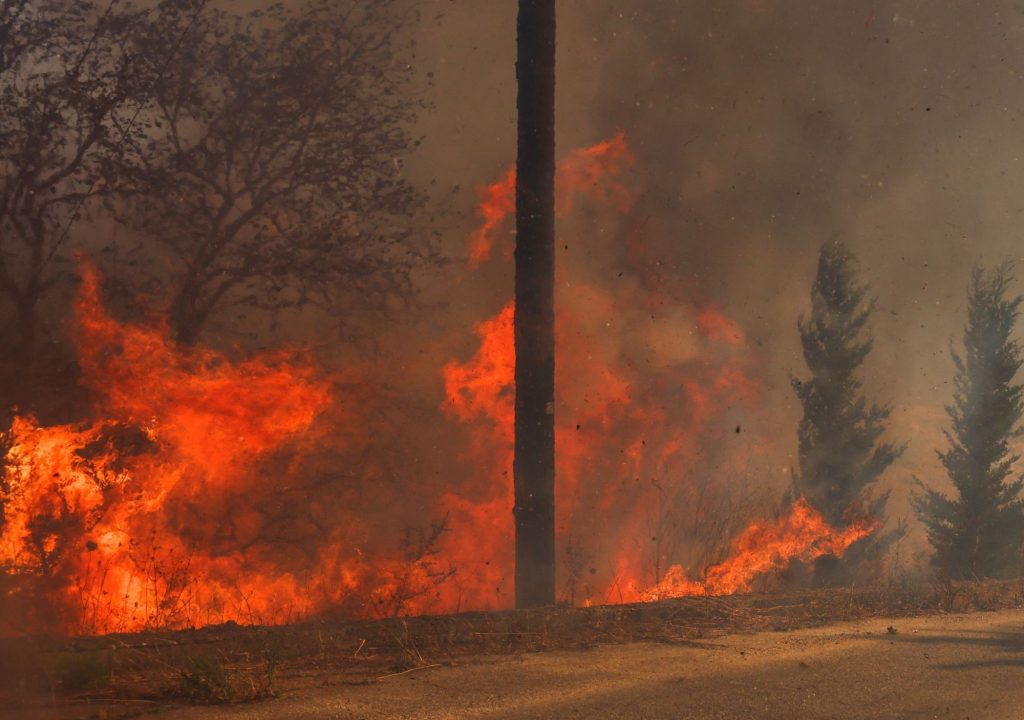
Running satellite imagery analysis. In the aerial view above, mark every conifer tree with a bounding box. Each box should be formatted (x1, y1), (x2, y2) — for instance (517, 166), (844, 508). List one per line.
(792, 242), (903, 580)
(914, 265), (1024, 579)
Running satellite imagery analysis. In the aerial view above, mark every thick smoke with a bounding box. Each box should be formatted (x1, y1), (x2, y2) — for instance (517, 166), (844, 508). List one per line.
(406, 0), (1024, 561)
(7, 1), (1023, 631)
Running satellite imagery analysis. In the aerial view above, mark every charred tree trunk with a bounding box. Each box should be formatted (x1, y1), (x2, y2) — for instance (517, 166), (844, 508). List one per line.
(14, 295), (37, 372)
(513, 0), (556, 609)
(169, 289), (204, 346)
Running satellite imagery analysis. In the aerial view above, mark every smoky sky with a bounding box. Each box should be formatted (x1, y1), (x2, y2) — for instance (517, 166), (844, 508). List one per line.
(16, 0), (1024, 626)
(400, 1), (1024, 548)
(63, 0), (1024, 556)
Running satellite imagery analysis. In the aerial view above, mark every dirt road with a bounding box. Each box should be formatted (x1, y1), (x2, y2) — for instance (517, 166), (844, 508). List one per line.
(145, 609), (1024, 720)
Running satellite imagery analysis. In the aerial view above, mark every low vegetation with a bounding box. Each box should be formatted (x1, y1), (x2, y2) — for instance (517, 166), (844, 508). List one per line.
(2, 579), (1022, 718)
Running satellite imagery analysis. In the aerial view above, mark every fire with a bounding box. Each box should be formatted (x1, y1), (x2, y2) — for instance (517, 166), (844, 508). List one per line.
(445, 131), (878, 610)
(554, 129), (637, 216)
(468, 168), (516, 268)
(467, 129), (635, 267)
(443, 302), (515, 442)
(637, 498), (878, 601)
(74, 265), (331, 478)
(0, 132), (879, 636)
(0, 263), (335, 634)
(434, 303), (517, 612)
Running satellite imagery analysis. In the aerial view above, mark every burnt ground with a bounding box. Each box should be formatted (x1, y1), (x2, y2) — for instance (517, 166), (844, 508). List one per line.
(3, 580), (1023, 719)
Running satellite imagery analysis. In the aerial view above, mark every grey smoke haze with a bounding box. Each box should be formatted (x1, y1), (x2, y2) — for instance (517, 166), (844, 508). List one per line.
(401, 0), (1024, 553)
(67, 0), (1024, 567)
(18, 0), (1024, 629)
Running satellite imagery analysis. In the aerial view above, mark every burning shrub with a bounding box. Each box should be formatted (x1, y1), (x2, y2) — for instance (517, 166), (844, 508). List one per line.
(0, 265), (336, 634)
(0, 134), (884, 638)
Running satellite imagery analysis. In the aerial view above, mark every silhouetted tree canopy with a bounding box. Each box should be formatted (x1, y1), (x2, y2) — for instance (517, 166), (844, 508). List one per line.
(0, 0), (153, 372)
(118, 0), (431, 343)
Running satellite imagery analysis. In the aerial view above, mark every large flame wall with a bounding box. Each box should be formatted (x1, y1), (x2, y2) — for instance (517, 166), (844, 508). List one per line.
(0, 134), (873, 635)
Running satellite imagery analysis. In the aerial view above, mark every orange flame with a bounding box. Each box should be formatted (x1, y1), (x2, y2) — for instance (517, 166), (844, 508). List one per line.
(554, 129), (637, 216)
(467, 168), (516, 268)
(0, 131), (873, 635)
(441, 289), (783, 610)
(467, 130), (636, 267)
(638, 498), (878, 601)
(442, 302), (515, 442)
(0, 263), (335, 634)
(74, 265), (330, 477)
(446, 131), (876, 611)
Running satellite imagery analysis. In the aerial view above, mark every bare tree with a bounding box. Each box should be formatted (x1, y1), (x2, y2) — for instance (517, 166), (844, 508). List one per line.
(0, 0), (152, 372)
(0, 1), (46, 75)
(119, 0), (429, 344)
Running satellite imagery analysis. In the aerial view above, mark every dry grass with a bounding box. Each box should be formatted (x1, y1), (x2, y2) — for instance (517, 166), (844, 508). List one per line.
(3, 579), (1022, 718)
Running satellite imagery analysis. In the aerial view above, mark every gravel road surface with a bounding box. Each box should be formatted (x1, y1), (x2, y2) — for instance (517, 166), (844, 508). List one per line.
(150, 608), (1024, 720)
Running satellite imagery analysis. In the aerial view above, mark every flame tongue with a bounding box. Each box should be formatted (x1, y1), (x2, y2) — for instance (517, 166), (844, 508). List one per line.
(467, 129), (635, 267)
(641, 498), (878, 601)
(74, 265), (329, 473)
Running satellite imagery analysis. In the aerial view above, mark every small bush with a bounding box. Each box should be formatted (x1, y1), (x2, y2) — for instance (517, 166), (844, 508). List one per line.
(178, 655), (233, 704)
(53, 651), (112, 693)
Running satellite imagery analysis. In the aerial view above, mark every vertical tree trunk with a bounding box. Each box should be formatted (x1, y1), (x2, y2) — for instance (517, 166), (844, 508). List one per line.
(15, 296), (37, 373)
(514, 0), (556, 608)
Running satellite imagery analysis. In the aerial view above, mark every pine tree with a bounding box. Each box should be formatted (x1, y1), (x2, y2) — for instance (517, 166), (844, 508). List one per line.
(914, 265), (1024, 579)
(792, 242), (903, 581)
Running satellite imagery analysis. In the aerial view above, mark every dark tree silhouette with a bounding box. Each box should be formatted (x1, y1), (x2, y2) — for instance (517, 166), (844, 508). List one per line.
(792, 241), (903, 582)
(914, 265), (1024, 579)
(0, 0), (152, 372)
(1, 1), (48, 75)
(513, 0), (556, 608)
(120, 0), (428, 344)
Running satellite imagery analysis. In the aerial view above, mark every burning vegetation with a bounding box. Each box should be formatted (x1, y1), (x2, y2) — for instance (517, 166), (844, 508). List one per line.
(1, 263), (334, 633)
(2, 0), (1024, 652)
(0, 134), (879, 636)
